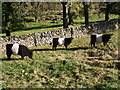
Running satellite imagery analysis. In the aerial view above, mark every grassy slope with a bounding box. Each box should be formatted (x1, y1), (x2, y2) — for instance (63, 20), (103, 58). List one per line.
(1, 29), (119, 88)
(1, 14), (119, 36)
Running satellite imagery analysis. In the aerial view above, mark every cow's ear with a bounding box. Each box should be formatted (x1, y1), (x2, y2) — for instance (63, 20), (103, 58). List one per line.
(110, 34), (113, 36)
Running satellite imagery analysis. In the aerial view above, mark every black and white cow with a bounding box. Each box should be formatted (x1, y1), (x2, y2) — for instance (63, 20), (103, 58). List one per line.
(51, 38), (73, 50)
(90, 34), (113, 47)
(6, 43), (33, 60)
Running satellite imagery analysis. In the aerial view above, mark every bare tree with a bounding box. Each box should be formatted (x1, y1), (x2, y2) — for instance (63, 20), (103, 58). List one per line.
(82, 2), (91, 26)
(61, 2), (68, 28)
(105, 2), (116, 21)
(68, 2), (74, 25)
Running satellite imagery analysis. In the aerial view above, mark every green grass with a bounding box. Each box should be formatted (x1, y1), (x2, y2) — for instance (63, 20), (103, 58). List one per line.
(1, 14), (119, 36)
(1, 29), (119, 88)
(89, 13), (119, 22)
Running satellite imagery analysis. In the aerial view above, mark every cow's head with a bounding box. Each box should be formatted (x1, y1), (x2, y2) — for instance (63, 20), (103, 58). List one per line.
(110, 34), (113, 36)
(105, 34), (113, 42)
(69, 37), (74, 43)
(109, 34), (113, 39)
(29, 51), (33, 59)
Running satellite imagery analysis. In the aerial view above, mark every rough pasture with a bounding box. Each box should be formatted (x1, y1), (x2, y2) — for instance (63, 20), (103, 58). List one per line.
(1, 30), (119, 88)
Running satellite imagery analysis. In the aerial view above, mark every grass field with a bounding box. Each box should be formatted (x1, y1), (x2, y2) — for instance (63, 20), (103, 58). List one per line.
(1, 14), (119, 36)
(1, 29), (119, 88)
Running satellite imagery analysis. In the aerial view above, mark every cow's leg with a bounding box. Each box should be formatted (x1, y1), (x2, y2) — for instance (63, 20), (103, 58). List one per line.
(90, 42), (92, 47)
(52, 44), (57, 50)
(53, 45), (57, 50)
(55, 45), (57, 51)
(6, 45), (12, 60)
(20, 52), (25, 60)
(21, 55), (24, 60)
(103, 42), (107, 46)
(91, 42), (96, 47)
(7, 53), (11, 60)
(90, 43), (93, 47)
(52, 45), (54, 50)
(64, 44), (68, 50)
(91, 35), (96, 48)
(93, 42), (96, 47)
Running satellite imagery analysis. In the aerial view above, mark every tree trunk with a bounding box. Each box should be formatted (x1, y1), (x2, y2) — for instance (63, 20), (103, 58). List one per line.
(6, 30), (10, 36)
(83, 2), (89, 26)
(105, 2), (115, 21)
(68, 5), (72, 25)
(34, 2), (40, 22)
(61, 2), (68, 28)
(105, 3), (110, 21)
(4, 3), (12, 36)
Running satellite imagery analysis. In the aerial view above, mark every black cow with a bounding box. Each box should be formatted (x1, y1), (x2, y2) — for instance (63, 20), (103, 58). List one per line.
(6, 43), (33, 60)
(90, 34), (113, 47)
(51, 38), (73, 50)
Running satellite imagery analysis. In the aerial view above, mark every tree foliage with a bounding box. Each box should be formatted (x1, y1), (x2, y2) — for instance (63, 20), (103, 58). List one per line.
(105, 2), (118, 21)
(2, 2), (25, 33)
(2, 2), (119, 33)
(29, 2), (46, 22)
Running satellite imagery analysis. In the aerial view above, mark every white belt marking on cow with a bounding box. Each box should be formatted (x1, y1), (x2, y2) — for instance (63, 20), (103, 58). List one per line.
(96, 34), (102, 43)
(58, 38), (65, 45)
(11, 43), (19, 55)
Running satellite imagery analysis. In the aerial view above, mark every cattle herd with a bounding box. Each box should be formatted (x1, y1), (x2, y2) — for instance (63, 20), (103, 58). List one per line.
(6, 33), (113, 60)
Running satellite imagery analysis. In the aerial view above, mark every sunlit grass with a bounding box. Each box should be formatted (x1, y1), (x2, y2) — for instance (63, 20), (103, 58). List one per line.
(1, 14), (118, 36)
(1, 29), (119, 88)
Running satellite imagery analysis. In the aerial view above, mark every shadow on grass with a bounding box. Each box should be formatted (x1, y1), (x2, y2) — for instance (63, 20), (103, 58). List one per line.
(21, 19), (120, 32)
(74, 19), (120, 25)
(31, 46), (90, 51)
(0, 58), (21, 61)
(74, 20), (106, 25)
(18, 18), (119, 34)
(24, 24), (63, 31)
(1, 24), (63, 34)
(2, 18), (119, 35)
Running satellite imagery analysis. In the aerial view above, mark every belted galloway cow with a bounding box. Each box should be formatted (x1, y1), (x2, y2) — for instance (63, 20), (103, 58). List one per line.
(6, 43), (32, 60)
(90, 34), (113, 47)
(51, 38), (73, 50)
